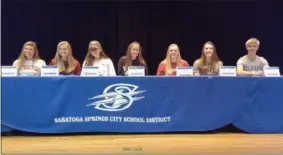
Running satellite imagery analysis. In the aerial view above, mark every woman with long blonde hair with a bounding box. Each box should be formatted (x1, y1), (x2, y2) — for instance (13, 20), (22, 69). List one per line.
(13, 41), (46, 76)
(49, 41), (81, 75)
(83, 40), (116, 76)
(117, 41), (148, 75)
(157, 44), (189, 76)
(193, 41), (223, 76)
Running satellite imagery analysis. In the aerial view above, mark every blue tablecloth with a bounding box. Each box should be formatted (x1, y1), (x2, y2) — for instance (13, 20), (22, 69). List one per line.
(1, 76), (283, 133)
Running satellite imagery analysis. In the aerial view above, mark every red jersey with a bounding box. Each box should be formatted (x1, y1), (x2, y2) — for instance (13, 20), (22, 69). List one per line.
(157, 59), (189, 76)
(49, 58), (81, 76)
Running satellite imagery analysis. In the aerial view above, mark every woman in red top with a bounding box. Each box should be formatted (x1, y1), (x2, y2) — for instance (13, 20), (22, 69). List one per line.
(157, 44), (189, 76)
(49, 41), (81, 75)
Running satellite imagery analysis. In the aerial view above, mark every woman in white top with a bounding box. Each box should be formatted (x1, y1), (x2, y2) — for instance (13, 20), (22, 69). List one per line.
(13, 41), (46, 76)
(82, 40), (116, 76)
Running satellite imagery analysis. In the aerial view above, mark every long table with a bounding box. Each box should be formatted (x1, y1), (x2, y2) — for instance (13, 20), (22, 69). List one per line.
(1, 76), (283, 133)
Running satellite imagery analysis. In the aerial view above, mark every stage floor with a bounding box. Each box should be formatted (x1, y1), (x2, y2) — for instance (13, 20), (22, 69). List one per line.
(2, 133), (283, 154)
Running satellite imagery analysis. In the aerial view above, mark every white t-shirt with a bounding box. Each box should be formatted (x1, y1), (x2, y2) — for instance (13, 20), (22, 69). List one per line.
(13, 59), (46, 76)
(82, 58), (116, 76)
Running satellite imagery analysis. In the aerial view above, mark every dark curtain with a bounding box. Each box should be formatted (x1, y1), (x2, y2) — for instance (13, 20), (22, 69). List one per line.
(2, 0), (283, 75)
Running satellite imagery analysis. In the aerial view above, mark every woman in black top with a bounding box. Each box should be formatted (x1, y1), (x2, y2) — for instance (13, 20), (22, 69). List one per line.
(117, 42), (148, 75)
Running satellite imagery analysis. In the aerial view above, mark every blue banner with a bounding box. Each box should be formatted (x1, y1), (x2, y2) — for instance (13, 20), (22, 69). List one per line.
(1, 124), (14, 132)
(233, 77), (283, 133)
(2, 76), (283, 133)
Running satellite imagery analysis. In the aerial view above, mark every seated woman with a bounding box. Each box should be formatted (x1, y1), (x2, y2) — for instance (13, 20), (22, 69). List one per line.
(156, 44), (189, 76)
(237, 38), (269, 76)
(82, 40), (116, 76)
(49, 41), (81, 76)
(193, 41), (223, 76)
(117, 41), (148, 76)
(13, 41), (46, 76)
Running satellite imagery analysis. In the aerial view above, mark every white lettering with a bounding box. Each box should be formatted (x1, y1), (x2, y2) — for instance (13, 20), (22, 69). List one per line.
(54, 117), (84, 123)
(110, 116), (123, 122)
(53, 116), (172, 124)
(123, 117), (145, 123)
(84, 116), (109, 122)
(146, 117), (171, 123)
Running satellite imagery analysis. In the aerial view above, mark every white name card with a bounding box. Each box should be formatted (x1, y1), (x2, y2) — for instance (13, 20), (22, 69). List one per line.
(176, 67), (193, 76)
(264, 67), (281, 77)
(41, 66), (59, 76)
(219, 66), (237, 76)
(128, 66), (145, 76)
(1, 66), (18, 77)
(81, 66), (99, 76)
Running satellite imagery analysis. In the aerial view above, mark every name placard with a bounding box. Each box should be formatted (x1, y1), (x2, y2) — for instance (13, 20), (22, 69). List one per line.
(128, 66), (145, 76)
(176, 67), (193, 76)
(41, 66), (59, 76)
(219, 66), (237, 76)
(264, 67), (281, 77)
(81, 66), (99, 76)
(1, 66), (18, 77)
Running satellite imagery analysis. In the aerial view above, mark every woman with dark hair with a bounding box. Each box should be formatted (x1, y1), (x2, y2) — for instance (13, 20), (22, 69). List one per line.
(117, 42), (148, 76)
(193, 41), (223, 76)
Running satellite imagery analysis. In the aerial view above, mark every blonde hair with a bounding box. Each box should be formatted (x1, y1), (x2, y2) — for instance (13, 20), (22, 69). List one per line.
(54, 41), (75, 72)
(125, 42), (146, 68)
(15, 41), (40, 69)
(245, 38), (260, 46)
(84, 40), (109, 66)
(198, 41), (220, 69)
(161, 44), (182, 74)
